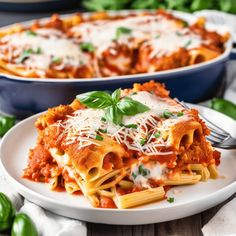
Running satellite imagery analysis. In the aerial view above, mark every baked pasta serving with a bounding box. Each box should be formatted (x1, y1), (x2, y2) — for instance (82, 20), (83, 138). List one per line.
(23, 81), (221, 209)
(0, 10), (229, 78)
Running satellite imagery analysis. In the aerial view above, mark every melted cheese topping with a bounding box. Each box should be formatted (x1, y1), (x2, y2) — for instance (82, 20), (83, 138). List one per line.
(55, 91), (191, 156)
(0, 28), (88, 73)
(147, 29), (205, 58)
(131, 162), (166, 187)
(71, 14), (208, 57)
(71, 15), (181, 55)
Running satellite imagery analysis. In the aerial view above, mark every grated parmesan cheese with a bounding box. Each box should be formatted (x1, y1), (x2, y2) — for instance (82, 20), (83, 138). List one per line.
(53, 91), (191, 155)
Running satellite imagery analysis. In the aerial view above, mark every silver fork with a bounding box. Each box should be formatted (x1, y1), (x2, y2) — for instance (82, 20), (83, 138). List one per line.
(175, 99), (236, 149)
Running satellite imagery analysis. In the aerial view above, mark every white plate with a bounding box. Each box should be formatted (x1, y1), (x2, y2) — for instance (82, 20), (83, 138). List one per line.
(0, 105), (236, 225)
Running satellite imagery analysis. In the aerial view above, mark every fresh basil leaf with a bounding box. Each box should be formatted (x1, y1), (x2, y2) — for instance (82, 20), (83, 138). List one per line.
(80, 42), (96, 52)
(77, 91), (112, 109)
(117, 97), (150, 116)
(105, 105), (123, 125)
(83, 0), (129, 11)
(191, 0), (213, 11)
(0, 115), (15, 137)
(112, 88), (121, 103)
(101, 117), (106, 122)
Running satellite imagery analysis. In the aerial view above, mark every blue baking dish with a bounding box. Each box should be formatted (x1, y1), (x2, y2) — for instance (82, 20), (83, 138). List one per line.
(0, 10), (234, 117)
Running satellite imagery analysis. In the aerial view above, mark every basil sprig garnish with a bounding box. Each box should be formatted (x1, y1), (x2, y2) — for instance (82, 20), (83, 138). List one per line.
(77, 89), (150, 125)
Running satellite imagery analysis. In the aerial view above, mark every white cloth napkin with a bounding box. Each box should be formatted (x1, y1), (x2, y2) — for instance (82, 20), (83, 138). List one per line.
(202, 198), (236, 236)
(0, 170), (87, 236)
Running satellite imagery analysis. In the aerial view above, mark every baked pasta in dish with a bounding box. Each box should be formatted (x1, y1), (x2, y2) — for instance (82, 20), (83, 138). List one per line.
(0, 10), (229, 78)
(23, 81), (221, 208)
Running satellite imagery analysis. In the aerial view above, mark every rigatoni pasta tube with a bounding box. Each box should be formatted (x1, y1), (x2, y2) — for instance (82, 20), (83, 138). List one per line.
(115, 187), (165, 209)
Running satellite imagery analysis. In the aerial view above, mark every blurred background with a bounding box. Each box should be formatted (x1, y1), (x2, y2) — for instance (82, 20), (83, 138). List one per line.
(0, 0), (236, 13)
(1, 0), (236, 29)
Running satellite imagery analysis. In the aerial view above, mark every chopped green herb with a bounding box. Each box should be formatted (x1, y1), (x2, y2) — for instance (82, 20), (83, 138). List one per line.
(17, 49), (33, 63)
(23, 49), (33, 54)
(80, 42), (96, 52)
(138, 164), (150, 177)
(98, 128), (107, 133)
(167, 197), (175, 203)
(35, 47), (42, 54)
(183, 39), (192, 48)
(101, 117), (106, 122)
(52, 56), (62, 63)
(131, 92), (137, 95)
(154, 131), (161, 138)
(132, 172), (137, 179)
(26, 30), (37, 36)
(140, 138), (146, 146)
(17, 47), (42, 63)
(155, 34), (161, 39)
(95, 134), (103, 141)
(124, 124), (138, 129)
(163, 110), (173, 118)
(115, 27), (132, 40)
(177, 112), (184, 117)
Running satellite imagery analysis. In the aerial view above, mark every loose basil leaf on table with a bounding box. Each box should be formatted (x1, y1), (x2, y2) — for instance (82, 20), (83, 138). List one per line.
(0, 115), (16, 137)
(0, 192), (16, 232)
(210, 98), (236, 120)
(11, 213), (38, 236)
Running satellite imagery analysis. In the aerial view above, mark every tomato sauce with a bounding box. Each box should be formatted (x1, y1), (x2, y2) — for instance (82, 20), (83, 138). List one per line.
(100, 196), (117, 208)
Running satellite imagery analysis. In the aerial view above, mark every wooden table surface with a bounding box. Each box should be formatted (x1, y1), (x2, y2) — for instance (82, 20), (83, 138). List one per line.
(0, 9), (235, 236)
